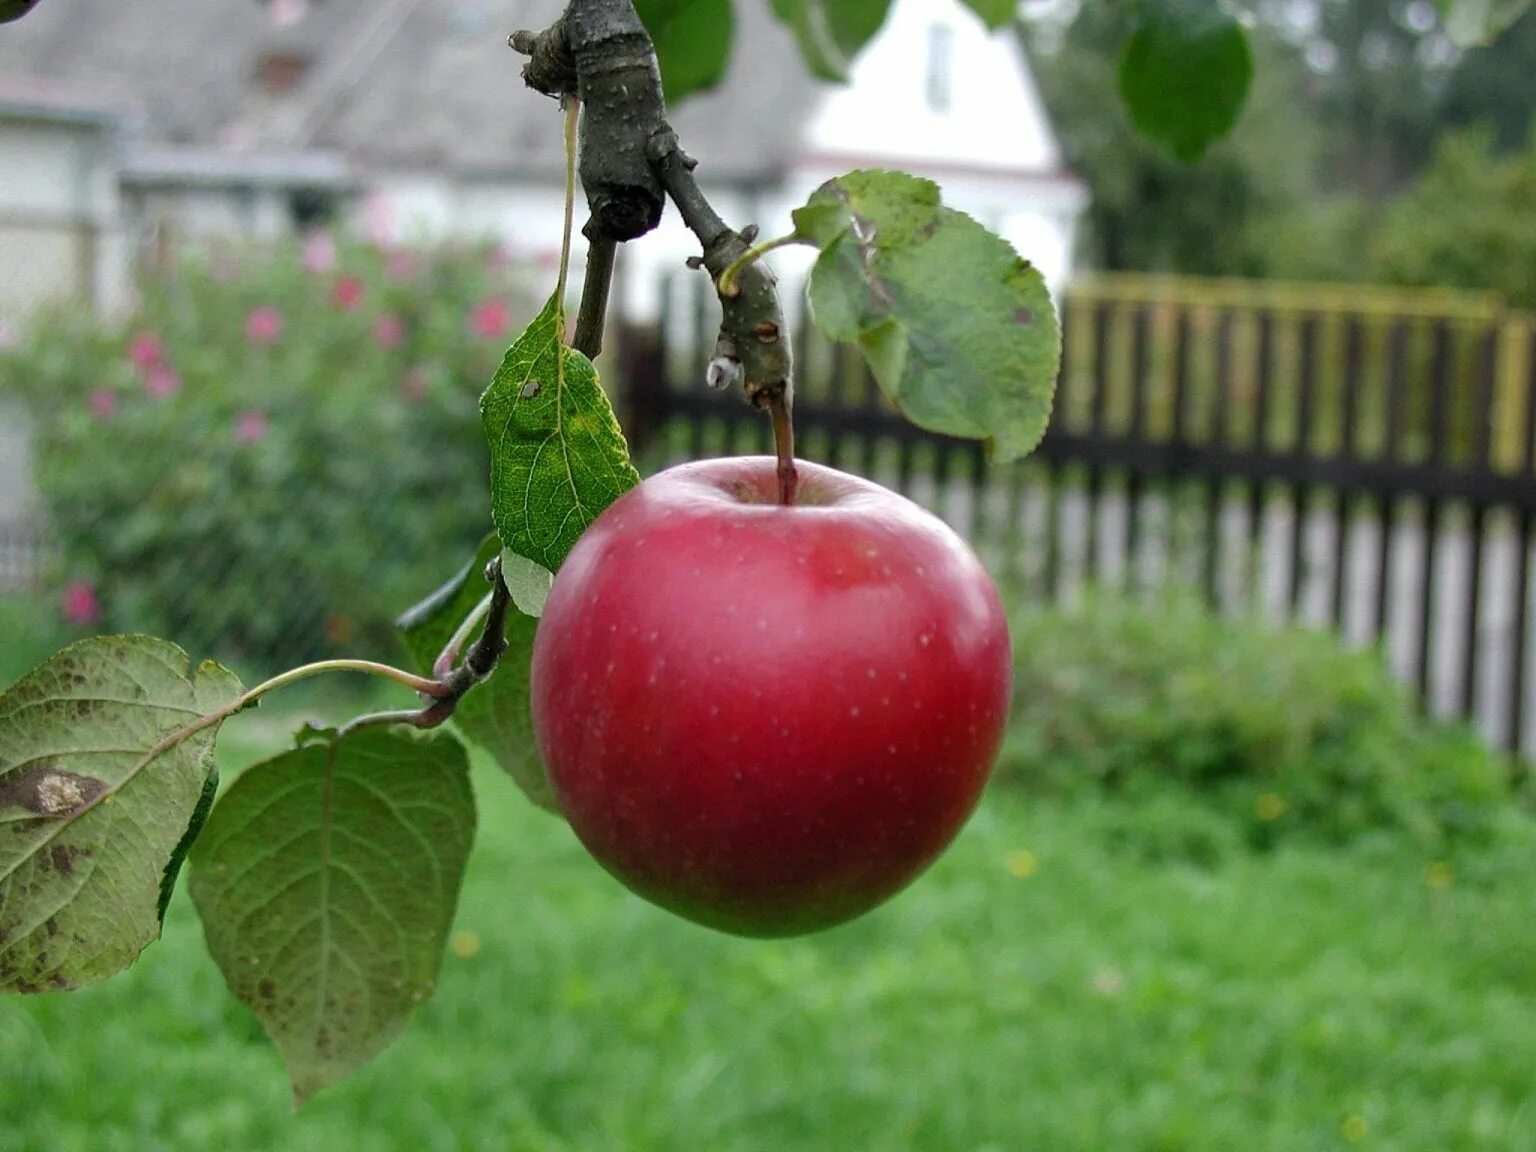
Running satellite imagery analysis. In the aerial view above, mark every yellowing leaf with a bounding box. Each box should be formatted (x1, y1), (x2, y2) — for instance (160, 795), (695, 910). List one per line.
(0, 636), (241, 993)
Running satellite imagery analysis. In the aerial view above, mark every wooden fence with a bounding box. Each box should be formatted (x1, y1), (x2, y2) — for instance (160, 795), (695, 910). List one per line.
(622, 272), (1536, 758)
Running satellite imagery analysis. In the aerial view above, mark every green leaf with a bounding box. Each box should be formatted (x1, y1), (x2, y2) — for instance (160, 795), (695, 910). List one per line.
(959, 0), (1018, 28)
(1117, 1), (1254, 162)
(795, 170), (1059, 462)
(768, 0), (893, 81)
(636, 0), (735, 102)
(398, 538), (557, 813)
(0, 636), (241, 994)
(481, 292), (641, 575)
(1434, 0), (1535, 45)
(189, 726), (475, 1104)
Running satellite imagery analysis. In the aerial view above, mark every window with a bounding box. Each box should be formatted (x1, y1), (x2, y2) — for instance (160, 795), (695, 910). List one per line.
(289, 189), (338, 230)
(268, 0), (309, 29)
(926, 23), (954, 114)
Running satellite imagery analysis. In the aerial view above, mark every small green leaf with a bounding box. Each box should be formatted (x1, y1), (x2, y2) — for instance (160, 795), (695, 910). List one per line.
(636, 0), (735, 102)
(189, 726), (475, 1104)
(500, 550), (554, 619)
(768, 0), (893, 81)
(959, 0), (1017, 28)
(1118, 1), (1253, 162)
(399, 537), (557, 813)
(1434, 0), (1534, 44)
(798, 170), (1060, 462)
(792, 170), (943, 249)
(0, 636), (241, 994)
(481, 292), (641, 575)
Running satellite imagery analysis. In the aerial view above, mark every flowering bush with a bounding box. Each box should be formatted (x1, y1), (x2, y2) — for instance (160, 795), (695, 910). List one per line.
(0, 237), (535, 674)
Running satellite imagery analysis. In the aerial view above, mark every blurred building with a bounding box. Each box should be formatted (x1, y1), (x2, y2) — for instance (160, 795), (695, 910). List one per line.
(0, 0), (1087, 323)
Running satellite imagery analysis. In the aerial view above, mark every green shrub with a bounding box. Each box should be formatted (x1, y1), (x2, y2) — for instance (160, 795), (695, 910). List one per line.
(0, 595), (73, 688)
(0, 238), (534, 675)
(999, 594), (1516, 852)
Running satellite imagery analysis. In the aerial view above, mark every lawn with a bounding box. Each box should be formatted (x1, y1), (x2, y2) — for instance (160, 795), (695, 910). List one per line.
(2, 707), (1536, 1152)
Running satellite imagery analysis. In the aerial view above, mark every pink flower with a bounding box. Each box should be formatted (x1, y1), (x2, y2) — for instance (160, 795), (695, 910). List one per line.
(470, 297), (510, 340)
(234, 409), (270, 444)
(60, 580), (102, 627)
(143, 363), (181, 398)
(386, 250), (417, 280)
(332, 275), (365, 312)
(374, 312), (405, 349)
(364, 193), (395, 244)
(88, 388), (118, 421)
(303, 233), (337, 273)
(245, 306), (283, 346)
(128, 332), (163, 368)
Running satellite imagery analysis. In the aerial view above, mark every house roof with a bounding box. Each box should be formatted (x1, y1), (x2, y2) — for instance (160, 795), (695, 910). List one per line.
(0, 0), (823, 183)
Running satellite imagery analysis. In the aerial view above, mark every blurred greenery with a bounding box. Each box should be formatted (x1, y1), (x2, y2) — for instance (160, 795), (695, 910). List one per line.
(1003, 594), (1516, 854)
(1371, 128), (1536, 309)
(1, 719), (1534, 1151)
(0, 594), (70, 686)
(1029, 1), (1536, 304)
(0, 238), (534, 679)
(2, 592), (1534, 1148)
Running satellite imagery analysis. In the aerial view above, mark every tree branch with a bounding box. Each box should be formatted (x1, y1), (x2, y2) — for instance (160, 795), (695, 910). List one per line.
(344, 557), (514, 736)
(511, 0), (797, 497)
(573, 227), (617, 359)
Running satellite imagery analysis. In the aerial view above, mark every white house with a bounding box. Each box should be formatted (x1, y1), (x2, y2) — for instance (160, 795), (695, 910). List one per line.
(0, 78), (129, 324)
(0, 0), (1086, 326)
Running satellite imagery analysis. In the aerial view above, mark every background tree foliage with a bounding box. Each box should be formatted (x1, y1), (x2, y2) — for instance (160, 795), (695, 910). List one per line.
(1026, 0), (1536, 299)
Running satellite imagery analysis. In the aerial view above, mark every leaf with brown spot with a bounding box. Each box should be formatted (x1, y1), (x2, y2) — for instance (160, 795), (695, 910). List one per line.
(189, 726), (475, 1104)
(0, 636), (242, 994)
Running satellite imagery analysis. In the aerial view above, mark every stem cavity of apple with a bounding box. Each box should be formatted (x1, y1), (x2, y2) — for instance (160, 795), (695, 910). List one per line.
(769, 392), (799, 506)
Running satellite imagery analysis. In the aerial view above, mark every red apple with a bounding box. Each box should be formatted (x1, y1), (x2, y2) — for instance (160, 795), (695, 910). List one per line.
(530, 456), (1012, 936)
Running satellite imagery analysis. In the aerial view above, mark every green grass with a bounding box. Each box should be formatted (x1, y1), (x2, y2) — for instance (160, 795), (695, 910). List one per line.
(3, 711), (1536, 1151)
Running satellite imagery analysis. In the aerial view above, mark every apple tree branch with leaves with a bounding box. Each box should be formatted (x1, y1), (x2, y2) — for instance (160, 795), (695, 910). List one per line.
(0, 0), (1526, 1106)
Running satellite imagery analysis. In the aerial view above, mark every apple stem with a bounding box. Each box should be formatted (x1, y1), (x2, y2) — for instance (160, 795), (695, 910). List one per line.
(769, 390), (799, 505)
